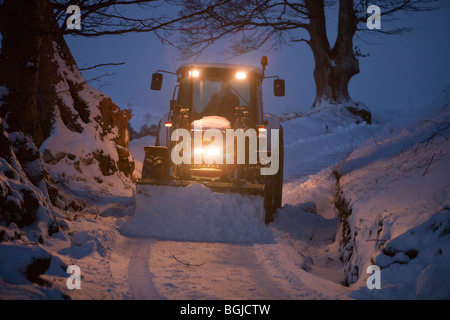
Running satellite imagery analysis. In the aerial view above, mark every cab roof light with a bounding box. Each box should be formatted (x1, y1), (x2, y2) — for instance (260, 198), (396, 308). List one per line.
(189, 70), (200, 78)
(236, 72), (247, 80)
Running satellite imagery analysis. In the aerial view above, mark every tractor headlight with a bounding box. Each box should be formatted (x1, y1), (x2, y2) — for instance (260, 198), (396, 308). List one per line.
(194, 146), (221, 156)
(194, 147), (205, 155)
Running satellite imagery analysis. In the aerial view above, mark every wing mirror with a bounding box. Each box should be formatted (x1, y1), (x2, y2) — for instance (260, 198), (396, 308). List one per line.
(274, 79), (285, 97)
(151, 73), (163, 90)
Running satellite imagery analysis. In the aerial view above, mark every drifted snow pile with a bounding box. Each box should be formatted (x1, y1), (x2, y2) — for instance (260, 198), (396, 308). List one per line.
(121, 183), (271, 243)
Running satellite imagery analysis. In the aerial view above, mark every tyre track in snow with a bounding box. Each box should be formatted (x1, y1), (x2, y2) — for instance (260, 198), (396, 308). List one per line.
(124, 238), (164, 300)
(144, 240), (292, 300)
(118, 227), (348, 299)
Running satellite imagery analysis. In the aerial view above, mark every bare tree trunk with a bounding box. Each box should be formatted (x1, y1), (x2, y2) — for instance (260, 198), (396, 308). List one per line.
(0, 0), (59, 234)
(331, 0), (360, 103)
(305, 0), (334, 106)
(0, 0), (54, 146)
(304, 0), (370, 122)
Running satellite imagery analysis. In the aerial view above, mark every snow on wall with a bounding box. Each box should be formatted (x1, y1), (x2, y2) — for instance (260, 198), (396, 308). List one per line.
(38, 42), (134, 198)
(336, 101), (450, 299)
(0, 118), (59, 239)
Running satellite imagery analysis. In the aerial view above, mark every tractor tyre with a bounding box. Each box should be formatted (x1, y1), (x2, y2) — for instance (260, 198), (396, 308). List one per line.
(263, 125), (284, 224)
(274, 125), (284, 209)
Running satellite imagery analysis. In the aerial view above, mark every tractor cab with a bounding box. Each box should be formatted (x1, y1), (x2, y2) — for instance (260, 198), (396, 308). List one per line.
(142, 58), (285, 223)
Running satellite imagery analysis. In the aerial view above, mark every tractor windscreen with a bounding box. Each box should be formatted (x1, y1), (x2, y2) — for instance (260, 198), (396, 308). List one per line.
(192, 78), (250, 121)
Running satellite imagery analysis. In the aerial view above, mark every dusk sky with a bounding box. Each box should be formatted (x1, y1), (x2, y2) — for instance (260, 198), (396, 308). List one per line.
(65, 1), (450, 130)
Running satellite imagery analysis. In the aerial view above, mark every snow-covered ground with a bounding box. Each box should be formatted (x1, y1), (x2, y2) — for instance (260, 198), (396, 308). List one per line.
(1, 93), (449, 299)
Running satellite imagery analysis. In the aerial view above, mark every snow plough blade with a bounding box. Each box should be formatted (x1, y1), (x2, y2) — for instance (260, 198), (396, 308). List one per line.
(128, 180), (270, 242)
(137, 178), (265, 195)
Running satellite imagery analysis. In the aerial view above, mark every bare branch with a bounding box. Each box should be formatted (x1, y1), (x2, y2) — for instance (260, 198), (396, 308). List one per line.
(172, 255), (205, 267)
(49, 0), (439, 61)
(79, 61), (125, 71)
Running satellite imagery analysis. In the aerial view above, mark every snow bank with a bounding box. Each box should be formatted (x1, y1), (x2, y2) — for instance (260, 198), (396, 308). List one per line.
(282, 105), (377, 179)
(282, 169), (338, 219)
(121, 183), (271, 243)
(336, 101), (450, 298)
(0, 244), (51, 285)
(0, 243), (65, 287)
(274, 204), (338, 244)
(58, 230), (105, 259)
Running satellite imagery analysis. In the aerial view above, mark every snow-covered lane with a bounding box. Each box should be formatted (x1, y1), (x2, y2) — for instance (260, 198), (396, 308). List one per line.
(108, 106), (376, 300)
(114, 232), (349, 300)
(115, 169), (350, 300)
